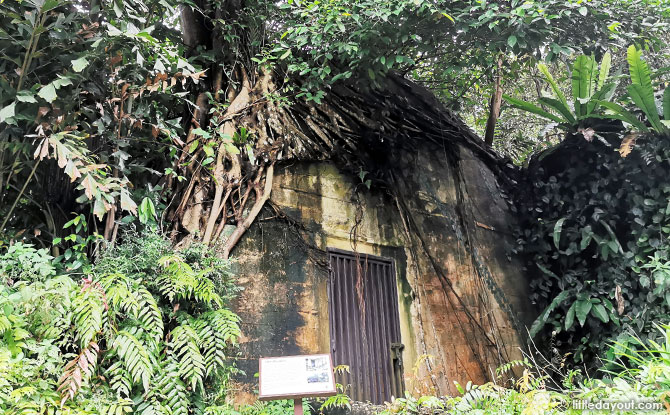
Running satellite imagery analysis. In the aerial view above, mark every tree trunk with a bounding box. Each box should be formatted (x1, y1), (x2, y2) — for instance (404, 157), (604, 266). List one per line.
(484, 57), (504, 147)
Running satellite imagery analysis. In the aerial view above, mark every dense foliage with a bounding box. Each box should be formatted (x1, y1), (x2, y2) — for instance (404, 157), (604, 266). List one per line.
(2, 0), (669, 251)
(0, 232), (241, 414)
(0, 0), (197, 247)
(2, 0), (670, 411)
(380, 324), (670, 414)
(276, 0), (668, 92)
(510, 48), (670, 363)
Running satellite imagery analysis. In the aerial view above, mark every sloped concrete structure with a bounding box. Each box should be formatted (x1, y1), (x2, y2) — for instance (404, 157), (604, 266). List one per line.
(228, 128), (533, 401)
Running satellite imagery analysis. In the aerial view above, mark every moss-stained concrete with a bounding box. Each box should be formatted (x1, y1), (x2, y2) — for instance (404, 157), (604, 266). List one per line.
(229, 142), (532, 401)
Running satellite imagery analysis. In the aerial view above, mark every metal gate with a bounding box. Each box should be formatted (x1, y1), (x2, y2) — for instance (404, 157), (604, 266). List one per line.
(327, 248), (404, 404)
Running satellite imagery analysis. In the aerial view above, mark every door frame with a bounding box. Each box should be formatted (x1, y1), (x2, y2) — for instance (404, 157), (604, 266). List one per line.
(326, 247), (405, 403)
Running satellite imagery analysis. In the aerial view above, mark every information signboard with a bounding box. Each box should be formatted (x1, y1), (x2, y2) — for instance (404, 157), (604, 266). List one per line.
(258, 354), (337, 401)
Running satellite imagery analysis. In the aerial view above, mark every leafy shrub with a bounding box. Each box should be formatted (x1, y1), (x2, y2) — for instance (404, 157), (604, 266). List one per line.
(517, 131), (670, 363)
(507, 47), (670, 364)
(504, 52), (617, 133)
(378, 327), (670, 415)
(0, 231), (241, 414)
(0, 242), (55, 283)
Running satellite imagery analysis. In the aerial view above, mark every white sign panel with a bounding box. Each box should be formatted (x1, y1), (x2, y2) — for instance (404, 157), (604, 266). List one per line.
(259, 354), (336, 400)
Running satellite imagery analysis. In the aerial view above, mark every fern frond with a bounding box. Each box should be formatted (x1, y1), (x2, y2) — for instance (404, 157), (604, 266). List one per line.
(107, 361), (132, 397)
(152, 360), (190, 415)
(193, 273), (222, 308)
(155, 257), (192, 304)
(156, 255), (222, 307)
(107, 279), (140, 317)
(73, 284), (105, 347)
(57, 341), (99, 405)
(0, 315), (10, 334)
(104, 398), (134, 415)
(138, 397), (171, 415)
(114, 330), (154, 391)
(209, 309), (241, 343)
(136, 286), (163, 344)
(100, 272), (131, 291)
(169, 323), (206, 390)
(194, 309), (240, 376)
(496, 358), (532, 377)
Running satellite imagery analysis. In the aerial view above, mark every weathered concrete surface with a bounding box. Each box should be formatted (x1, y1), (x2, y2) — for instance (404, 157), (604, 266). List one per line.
(228, 141), (533, 401)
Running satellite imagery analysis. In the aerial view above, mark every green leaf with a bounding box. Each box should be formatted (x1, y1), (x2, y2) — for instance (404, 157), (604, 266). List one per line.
(538, 63), (569, 109)
(16, 91), (37, 103)
(38, 83), (57, 103)
(138, 197), (156, 224)
(591, 303), (609, 323)
(627, 45), (653, 89)
(441, 12), (455, 23)
(0, 102), (16, 123)
(597, 101), (649, 132)
(663, 88), (670, 121)
(627, 45), (663, 132)
(597, 52), (612, 90)
(553, 217), (565, 249)
(120, 189), (137, 215)
(529, 291), (570, 338)
(507, 35), (517, 48)
(538, 97), (575, 124)
(629, 84), (663, 133)
(565, 302), (576, 330)
(367, 68), (376, 80)
(536, 263), (559, 280)
(576, 299), (592, 327)
(587, 82), (617, 115)
(203, 145), (214, 158)
(188, 140), (199, 153)
(53, 76), (73, 88)
(599, 219), (622, 253)
(503, 95), (564, 124)
(41, 0), (61, 12)
(640, 275), (650, 288)
(191, 128), (211, 139)
(223, 142), (240, 155)
(572, 55), (597, 117)
(578, 6), (587, 15)
(71, 56), (90, 72)
(580, 226), (593, 250)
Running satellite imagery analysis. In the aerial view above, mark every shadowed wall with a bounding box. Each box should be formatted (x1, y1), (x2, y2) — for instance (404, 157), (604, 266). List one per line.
(228, 140), (533, 402)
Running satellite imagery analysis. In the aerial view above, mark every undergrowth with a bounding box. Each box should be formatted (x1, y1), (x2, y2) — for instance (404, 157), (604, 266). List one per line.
(380, 324), (670, 414)
(0, 231), (241, 414)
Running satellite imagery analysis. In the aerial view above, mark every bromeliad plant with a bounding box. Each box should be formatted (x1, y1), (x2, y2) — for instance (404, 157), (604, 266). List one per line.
(598, 45), (670, 136)
(0, 232), (241, 415)
(505, 46), (670, 138)
(503, 52), (617, 134)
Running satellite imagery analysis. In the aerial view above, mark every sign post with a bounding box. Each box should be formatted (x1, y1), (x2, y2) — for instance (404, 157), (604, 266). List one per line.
(259, 354), (337, 415)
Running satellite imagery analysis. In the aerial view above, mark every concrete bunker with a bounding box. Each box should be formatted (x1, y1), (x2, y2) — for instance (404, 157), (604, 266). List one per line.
(230, 143), (533, 403)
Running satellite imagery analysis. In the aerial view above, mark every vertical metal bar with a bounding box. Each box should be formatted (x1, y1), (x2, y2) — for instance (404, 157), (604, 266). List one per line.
(328, 255), (337, 382)
(390, 262), (404, 396)
(367, 261), (381, 403)
(343, 255), (355, 396)
(346, 255), (363, 402)
(355, 256), (371, 402)
(376, 262), (390, 403)
(377, 262), (392, 401)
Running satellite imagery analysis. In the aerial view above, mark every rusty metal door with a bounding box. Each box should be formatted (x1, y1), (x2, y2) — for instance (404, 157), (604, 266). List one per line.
(327, 248), (404, 404)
